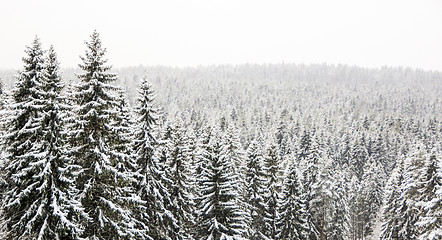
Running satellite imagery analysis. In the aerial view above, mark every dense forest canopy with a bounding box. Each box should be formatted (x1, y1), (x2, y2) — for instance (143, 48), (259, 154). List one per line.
(0, 33), (440, 240)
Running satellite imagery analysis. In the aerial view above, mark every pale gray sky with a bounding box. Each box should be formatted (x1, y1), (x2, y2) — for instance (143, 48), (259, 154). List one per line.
(1, 0), (441, 70)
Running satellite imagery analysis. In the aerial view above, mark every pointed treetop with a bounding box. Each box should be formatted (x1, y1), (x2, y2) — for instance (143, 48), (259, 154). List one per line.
(44, 45), (63, 95)
(79, 30), (112, 74)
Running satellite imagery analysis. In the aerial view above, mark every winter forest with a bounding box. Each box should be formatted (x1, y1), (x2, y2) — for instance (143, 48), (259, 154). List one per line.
(0, 31), (440, 240)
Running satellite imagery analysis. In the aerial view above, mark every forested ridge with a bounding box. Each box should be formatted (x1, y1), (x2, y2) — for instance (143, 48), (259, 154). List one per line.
(0, 32), (440, 240)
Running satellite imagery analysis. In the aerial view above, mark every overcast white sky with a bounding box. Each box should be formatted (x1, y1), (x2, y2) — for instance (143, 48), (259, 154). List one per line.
(1, 0), (441, 70)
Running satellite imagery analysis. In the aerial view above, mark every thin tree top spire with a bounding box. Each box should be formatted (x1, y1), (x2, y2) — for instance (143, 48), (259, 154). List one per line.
(14, 36), (45, 102)
(78, 30), (114, 79)
(22, 36), (44, 66)
(44, 45), (63, 96)
(76, 31), (117, 108)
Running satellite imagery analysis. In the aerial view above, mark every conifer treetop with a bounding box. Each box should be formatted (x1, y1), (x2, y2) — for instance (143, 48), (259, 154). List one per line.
(78, 30), (116, 85)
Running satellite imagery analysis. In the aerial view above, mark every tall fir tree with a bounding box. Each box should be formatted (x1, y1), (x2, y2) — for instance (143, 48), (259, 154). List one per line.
(195, 125), (246, 240)
(395, 143), (427, 239)
(220, 124), (246, 213)
(1, 37), (46, 239)
(309, 152), (334, 240)
(161, 121), (195, 240)
(276, 160), (307, 240)
(359, 156), (386, 238)
(262, 140), (282, 239)
(2, 40), (86, 239)
(70, 31), (145, 239)
(301, 131), (321, 240)
(133, 75), (176, 239)
(415, 149), (441, 240)
(380, 157), (405, 239)
(327, 168), (350, 240)
(243, 137), (268, 240)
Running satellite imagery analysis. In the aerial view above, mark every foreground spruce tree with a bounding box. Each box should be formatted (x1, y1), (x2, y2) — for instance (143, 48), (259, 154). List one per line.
(300, 131), (321, 240)
(160, 122), (195, 240)
(276, 160), (307, 239)
(2, 39), (84, 239)
(262, 141), (282, 239)
(196, 126), (246, 240)
(380, 158), (405, 239)
(243, 137), (267, 239)
(70, 31), (144, 239)
(1, 37), (45, 239)
(133, 75), (176, 239)
(395, 144), (427, 239)
(415, 149), (441, 240)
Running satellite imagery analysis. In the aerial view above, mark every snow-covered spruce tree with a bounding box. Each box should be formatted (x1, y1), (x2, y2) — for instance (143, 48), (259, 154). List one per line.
(2, 40), (85, 239)
(222, 124), (245, 173)
(371, 132), (390, 172)
(359, 156), (386, 238)
(133, 75), (176, 240)
(276, 160), (307, 240)
(298, 129), (311, 163)
(275, 112), (290, 159)
(347, 175), (360, 240)
(1, 37), (45, 206)
(111, 88), (135, 160)
(394, 143), (427, 239)
(195, 125), (246, 240)
(415, 149), (441, 240)
(159, 121), (195, 240)
(262, 140), (283, 240)
(300, 131), (321, 240)
(380, 157), (405, 239)
(220, 124), (246, 211)
(190, 125), (213, 238)
(337, 133), (351, 167)
(0, 76), (7, 191)
(70, 31), (145, 239)
(350, 133), (368, 181)
(1, 37), (46, 239)
(243, 136), (267, 239)
(309, 152), (334, 240)
(327, 168), (350, 240)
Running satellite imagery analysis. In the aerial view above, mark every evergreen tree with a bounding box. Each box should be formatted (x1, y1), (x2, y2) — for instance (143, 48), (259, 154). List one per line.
(195, 126), (246, 240)
(380, 158), (405, 239)
(298, 130), (311, 163)
(190, 125), (213, 238)
(133, 75), (176, 239)
(1, 37), (45, 239)
(350, 133), (368, 180)
(162, 121), (195, 240)
(327, 169), (350, 240)
(301, 132), (321, 240)
(309, 152), (334, 240)
(222, 124), (245, 173)
(262, 140), (282, 239)
(243, 137), (267, 239)
(348, 175), (361, 240)
(359, 156), (385, 238)
(395, 143), (427, 239)
(337, 133), (351, 167)
(2, 40), (86, 239)
(415, 149), (441, 240)
(221, 124), (246, 212)
(371, 132), (389, 172)
(70, 31), (144, 239)
(276, 160), (307, 239)
(0, 76), (8, 192)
